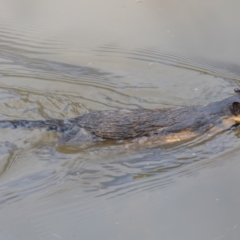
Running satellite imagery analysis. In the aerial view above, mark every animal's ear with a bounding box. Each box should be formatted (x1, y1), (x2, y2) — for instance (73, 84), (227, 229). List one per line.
(231, 102), (240, 115)
(234, 88), (240, 93)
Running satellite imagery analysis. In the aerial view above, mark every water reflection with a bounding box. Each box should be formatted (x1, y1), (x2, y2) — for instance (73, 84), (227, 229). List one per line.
(0, 126), (239, 208)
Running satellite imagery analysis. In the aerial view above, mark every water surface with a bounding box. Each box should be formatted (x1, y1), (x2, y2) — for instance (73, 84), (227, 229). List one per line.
(0, 0), (240, 239)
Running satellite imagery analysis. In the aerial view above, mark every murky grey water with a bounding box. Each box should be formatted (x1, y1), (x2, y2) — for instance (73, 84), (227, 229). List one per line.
(0, 0), (240, 239)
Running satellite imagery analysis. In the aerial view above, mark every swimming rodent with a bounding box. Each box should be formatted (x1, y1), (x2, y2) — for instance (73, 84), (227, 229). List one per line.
(0, 89), (240, 145)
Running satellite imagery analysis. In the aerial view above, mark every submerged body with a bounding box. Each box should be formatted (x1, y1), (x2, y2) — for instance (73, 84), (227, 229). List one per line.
(1, 91), (240, 145)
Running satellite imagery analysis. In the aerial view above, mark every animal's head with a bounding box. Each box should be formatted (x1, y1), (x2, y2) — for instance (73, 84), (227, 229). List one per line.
(230, 88), (240, 123)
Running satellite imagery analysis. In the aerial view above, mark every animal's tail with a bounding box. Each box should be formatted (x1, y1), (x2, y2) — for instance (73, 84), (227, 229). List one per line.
(0, 119), (67, 132)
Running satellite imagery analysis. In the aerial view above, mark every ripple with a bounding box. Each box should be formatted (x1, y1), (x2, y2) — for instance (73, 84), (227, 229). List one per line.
(0, 10), (69, 56)
(0, 170), (57, 207)
(0, 128), (238, 209)
(95, 44), (240, 81)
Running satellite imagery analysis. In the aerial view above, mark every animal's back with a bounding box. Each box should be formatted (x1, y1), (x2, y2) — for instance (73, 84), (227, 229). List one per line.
(75, 106), (202, 140)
